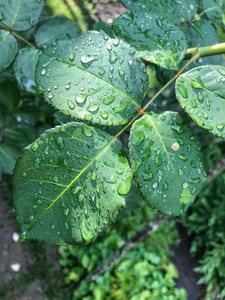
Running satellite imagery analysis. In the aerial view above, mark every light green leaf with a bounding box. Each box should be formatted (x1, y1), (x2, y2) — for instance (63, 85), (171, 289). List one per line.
(14, 48), (39, 94)
(34, 15), (80, 49)
(203, 0), (224, 27)
(176, 65), (225, 139)
(0, 30), (18, 73)
(0, 0), (44, 31)
(0, 143), (20, 174)
(129, 112), (207, 216)
(112, 11), (187, 70)
(35, 31), (148, 125)
(13, 122), (132, 245)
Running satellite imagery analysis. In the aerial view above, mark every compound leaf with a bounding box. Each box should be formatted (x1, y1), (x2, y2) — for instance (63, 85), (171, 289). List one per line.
(112, 11), (187, 70)
(176, 65), (225, 139)
(35, 31), (148, 126)
(129, 111), (207, 216)
(14, 48), (39, 94)
(34, 15), (80, 49)
(0, 30), (18, 73)
(0, 0), (44, 31)
(13, 122), (132, 245)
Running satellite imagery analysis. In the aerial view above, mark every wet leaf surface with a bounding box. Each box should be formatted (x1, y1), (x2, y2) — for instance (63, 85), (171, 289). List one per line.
(0, 30), (17, 73)
(129, 111), (207, 216)
(176, 65), (225, 139)
(13, 122), (132, 245)
(35, 31), (148, 126)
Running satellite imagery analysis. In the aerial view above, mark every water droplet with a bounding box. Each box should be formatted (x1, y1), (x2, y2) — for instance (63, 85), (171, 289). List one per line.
(71, 186), (82, 194)
(118, 67), (125, 76)
(81, 54), (96, 64)
(117, 176), (131, 195)
(106, 175), (117, 183)
(217, 68), (225, 76)
(31, 142), (39, 151)
(177, 85), (188, 98)
(67, 99), (76, 110)
(172, 143), (179, 151)
(91, 171), (96, 180)
(41, 69), (46, 76)
(64, 208), (69, 216)
(216, 123), (224, 130)
(78, 194), (84, 203)
(179, 154), (188, 161)
(103, 96), (116, 104)
(87, 104), (99, 112)
(80, 219), (97, 243)
(75, 94), (87, 104)
(22, 172), (27, 178)
(100, 111), (109, 119)
(82, 126), (93, 137)
(34, 157), (40, 168)
(57, 137), (64, 149)
(69, 52), (75, 61)
(152, 182), (158, 188)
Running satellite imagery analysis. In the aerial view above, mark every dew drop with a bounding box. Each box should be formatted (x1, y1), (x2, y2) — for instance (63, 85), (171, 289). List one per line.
(69, 52), (75, 61)
(31, 142), (39, 151)
(67, 99), (76, 110)
(117, 176), (132, 195)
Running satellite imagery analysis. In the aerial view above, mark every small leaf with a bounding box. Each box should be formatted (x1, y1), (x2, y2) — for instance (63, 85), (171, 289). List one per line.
(0, 0), (44, 31)
(176, 65), (225, 139)
(203, 0), (224, 27)
(112, 11), (187, 70)
(34, 15), (80, 49)
(0, 30), (18, 73)
(14, 48), (39, 94)
(13, 122), (132, 245)
(0, 81), (20, 112)
(35, 31), (148, 125)
(129, 111), (206, 216)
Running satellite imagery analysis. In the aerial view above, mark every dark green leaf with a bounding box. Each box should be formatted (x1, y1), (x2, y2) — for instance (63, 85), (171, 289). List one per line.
(93, 20), (114, 38)
(14, 48), (39, 94)
(129, 111), (206, 216)
(0, 0), (44, 31)
(182, 19), (222, 68)
(176, 65), (225, 139)
(35, 31), (148, 126)
(112, 12), (187, 70)
(203, 0), (224, 27)
(0, 30), (18, 73)
(34, 15), (80, 49)
(13, 122), (132, 245)
(0, 143), (20, 174)
(120, 0), (180, 24)
(0, 81), (20, 112)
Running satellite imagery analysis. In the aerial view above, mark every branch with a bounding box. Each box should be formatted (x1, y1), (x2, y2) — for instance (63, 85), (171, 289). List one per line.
(184, 43), (225, 60)
(207, 155), (225, 182)
(85, 214), (166, 283)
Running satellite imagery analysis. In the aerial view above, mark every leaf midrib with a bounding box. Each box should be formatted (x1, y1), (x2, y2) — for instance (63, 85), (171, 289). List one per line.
(145, 114), (182, 193)
(25, 135), (116, 234)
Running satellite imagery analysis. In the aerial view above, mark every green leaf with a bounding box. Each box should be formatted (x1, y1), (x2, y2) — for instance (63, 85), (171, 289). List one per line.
(129, 111), (206, 216)
(0, 30), (18, 73)
(112, 11), (187, 70)
(182, 19), (222, 67)
(14, 48), (39, 94)
(0, 81), (20, 112)
(34, 15), (80, 49)
(35, 31), (148, 126)
(176, 65), (225, 139)
(119, 0), (180, 24)
(93, 20), (114, 38)
(120, 0), (198, 24)
(203, 0), (224, 27)
(0, 0), (44, 31)
(13, 122), (132, 245)
(0, 143), (20, 174)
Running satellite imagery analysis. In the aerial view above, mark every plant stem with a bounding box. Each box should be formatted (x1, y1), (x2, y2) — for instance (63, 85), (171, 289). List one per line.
(0, 22), (36, 49)
(184, 43), (225, 60)
(85, 214), (167, 283)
